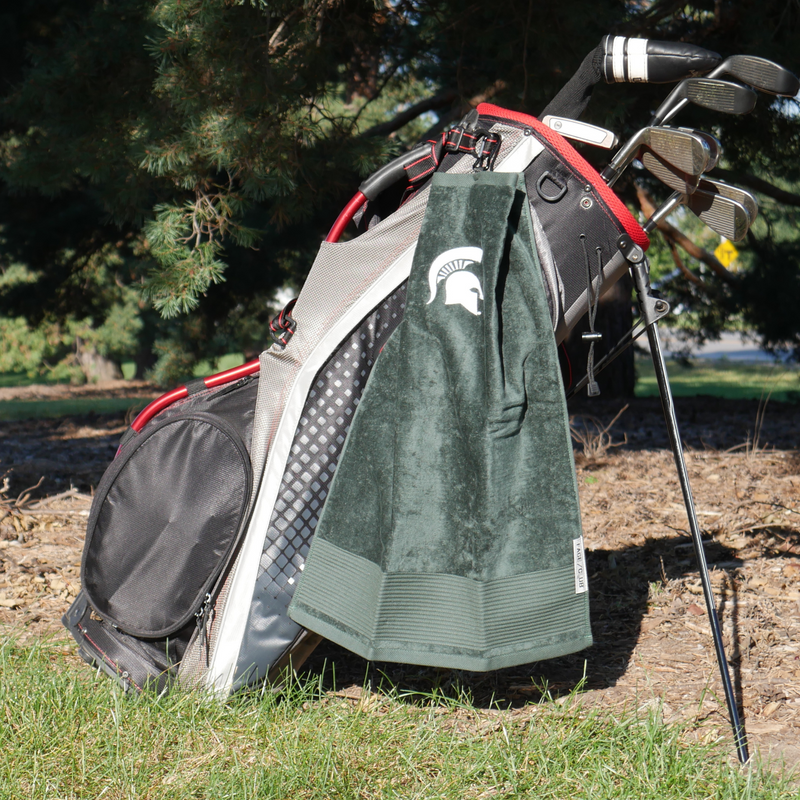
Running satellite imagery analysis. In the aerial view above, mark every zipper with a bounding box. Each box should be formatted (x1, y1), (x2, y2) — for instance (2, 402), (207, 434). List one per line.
(195, 592), (215, 667)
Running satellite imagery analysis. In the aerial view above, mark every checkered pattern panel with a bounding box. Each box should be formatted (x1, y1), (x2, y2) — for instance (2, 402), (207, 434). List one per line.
(256, 286), (407, 606)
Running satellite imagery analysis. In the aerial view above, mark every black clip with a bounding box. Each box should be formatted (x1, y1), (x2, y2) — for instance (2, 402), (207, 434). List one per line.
(270, 298), (298, 350)
(442, 109), (501, 170)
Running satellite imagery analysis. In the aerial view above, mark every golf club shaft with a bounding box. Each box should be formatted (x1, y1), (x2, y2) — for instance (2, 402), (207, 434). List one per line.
(630, 260), (749, 764)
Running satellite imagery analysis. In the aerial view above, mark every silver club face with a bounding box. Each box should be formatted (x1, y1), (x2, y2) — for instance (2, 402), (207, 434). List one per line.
(640, 149), (700, 194)
(643, 188), (752, 242)
(687, 188), (751, 241)
(651, 78), (758, 126)
(697, 178), (758, 224)
(668, 127), (722, 171)
(603, 125), (712, 186)
(709, 54), (800, 97)
(645, 127), (712, 175)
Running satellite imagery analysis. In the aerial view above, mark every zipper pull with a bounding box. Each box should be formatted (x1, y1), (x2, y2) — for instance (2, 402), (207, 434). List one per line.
(195, 593), (214, 666)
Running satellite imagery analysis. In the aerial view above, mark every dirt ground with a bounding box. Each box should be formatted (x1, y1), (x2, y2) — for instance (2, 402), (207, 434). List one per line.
(1, 382), (798, 767)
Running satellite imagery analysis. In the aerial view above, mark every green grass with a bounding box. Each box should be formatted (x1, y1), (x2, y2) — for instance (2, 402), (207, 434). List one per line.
(0, 354), (244, 389)
(0, 355), (246, 422)
(0, 638), (794, 799)
(636, 358), (800, 403)
(3, 356), (799, 423)
(0, 397), (155, 422)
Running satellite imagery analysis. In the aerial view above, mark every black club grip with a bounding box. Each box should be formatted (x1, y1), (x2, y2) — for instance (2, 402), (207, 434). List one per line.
(601, 36), (721, 84)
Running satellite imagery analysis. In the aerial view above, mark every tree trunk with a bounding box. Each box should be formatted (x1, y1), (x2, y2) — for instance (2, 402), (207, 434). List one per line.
(133, 346), (158, 381)
(563, 272), (636, 398)
(75, 339), (123, 383)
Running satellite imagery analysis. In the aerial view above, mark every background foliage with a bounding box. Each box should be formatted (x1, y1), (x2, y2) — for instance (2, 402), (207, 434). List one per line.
(1, 1), (798, 387)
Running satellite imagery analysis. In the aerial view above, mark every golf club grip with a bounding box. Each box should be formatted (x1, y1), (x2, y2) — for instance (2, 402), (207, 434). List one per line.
(602, 37), (721, 84)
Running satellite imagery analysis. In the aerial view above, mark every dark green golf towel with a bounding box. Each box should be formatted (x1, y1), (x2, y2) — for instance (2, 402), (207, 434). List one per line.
(288, 171), (591, 670)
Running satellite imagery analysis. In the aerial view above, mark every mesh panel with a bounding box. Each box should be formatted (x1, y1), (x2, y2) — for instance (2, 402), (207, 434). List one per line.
(256, 286), (407, 607)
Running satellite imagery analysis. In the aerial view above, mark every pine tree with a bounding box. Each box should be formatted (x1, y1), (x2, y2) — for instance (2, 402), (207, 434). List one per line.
(1, 1), (799, 387)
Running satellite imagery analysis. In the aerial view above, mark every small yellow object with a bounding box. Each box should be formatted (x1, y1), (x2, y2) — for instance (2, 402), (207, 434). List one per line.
(714, 238), (739, 268)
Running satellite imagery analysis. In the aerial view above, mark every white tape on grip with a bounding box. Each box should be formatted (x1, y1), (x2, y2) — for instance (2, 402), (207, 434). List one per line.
(627, 38), (649, 82)
(612, 36), (626, 82)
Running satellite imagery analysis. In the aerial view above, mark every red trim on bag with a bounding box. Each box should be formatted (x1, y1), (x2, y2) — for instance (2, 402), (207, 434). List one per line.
(326, 191), (368, 243)
(477, 103), (649, 251)
(131, 359), (261, 433)
(560, 342), (573, 390)
(78, 624), (144, 693)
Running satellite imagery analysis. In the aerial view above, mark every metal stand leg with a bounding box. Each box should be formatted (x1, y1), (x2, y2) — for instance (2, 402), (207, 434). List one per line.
(625, 247), (749, 764)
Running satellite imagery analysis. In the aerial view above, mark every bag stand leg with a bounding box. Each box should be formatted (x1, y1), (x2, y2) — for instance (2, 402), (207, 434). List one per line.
(622, 238), (749, 764)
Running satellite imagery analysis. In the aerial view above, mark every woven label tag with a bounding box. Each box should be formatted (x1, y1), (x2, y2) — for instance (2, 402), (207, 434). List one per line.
(573, 536), (588, 594)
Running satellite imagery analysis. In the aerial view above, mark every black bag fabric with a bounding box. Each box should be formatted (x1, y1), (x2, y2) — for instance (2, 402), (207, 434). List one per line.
(64, 377), (259, 689)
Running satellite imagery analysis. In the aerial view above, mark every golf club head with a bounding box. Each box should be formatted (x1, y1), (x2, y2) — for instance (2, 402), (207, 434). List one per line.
(669, 127), (722, 171)
(640, 149), (700, 194)
(697, 178), (758, 223)
(711, 54), (800, 97)
(687, 187), (751, 241)
(645, 127), (712, 175)
(683, 77), (759, 115)
(602, 125), (710, 186)
(651, 77), (758, 125)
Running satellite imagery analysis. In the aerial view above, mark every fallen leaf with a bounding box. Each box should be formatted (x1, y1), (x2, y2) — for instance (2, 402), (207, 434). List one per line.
(762, 701), (781, 718)
(687, 603), (705, 616)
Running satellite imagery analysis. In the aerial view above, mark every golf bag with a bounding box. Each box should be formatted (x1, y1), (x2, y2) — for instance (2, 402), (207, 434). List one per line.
(64, 98), (649, 695)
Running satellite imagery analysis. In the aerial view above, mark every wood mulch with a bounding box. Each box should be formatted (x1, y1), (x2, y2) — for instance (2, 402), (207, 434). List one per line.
(0, 385), (798, 766)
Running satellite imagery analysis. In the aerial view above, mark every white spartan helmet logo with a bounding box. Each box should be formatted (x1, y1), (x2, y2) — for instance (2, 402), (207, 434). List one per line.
(426, 246), (484, 316)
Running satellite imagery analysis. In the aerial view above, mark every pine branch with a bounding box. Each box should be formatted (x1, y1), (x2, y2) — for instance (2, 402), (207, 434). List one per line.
(416, 80), (510, 141)
(710, 168), (800, 207)
(268, 9), (301, 54)
(348, 62), (404, 133)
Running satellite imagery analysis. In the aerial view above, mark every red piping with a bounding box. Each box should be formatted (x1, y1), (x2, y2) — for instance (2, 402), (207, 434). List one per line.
(326, 191), (367, 243)
(130, 359), (261, 433)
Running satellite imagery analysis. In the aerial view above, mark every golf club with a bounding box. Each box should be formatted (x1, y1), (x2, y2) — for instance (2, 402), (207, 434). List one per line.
(655, 54), (800, 125)
(639, 149), (701, 194)
(698, 177), (758, 224)
(668, 127), (722, 171)
(602, 126), (712, 186)
(650, 77), (758, 126)
(689, 185), (752, 240)
(541, 115), (619, 148)
(643, 188), (751, 240)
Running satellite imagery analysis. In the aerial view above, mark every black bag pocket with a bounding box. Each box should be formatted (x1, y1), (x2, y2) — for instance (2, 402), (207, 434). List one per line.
(81, 411), (252, 638)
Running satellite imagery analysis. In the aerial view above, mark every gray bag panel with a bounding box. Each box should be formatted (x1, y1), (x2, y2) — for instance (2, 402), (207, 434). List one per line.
(229, 287), (407, 690)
